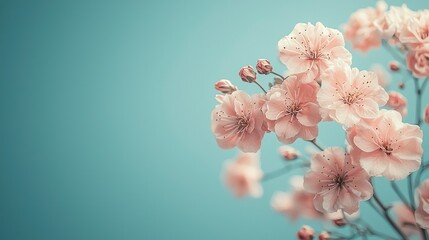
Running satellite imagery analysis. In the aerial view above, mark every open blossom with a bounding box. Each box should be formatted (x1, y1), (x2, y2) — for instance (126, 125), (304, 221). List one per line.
(317, 61), (388, 127)
(348, 110), (423, 180)
(416, 180), (429, 229)
(271, 176), (322, 220)
(393, 203), (420, 237)
(211, 90), (266, 152)
(278, 22), (351, 82)
(387, 91), (407, 116)
(344, 1), (387, 52)
(406, 44), (429, 78)
(303, 147), (373, 214)
(264, 74), (321, 144)
(223, 152), (262, 198)
(399, 12), (429, 50)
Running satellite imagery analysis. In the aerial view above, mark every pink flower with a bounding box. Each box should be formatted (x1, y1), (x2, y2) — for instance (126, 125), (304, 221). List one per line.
(344, 1), (386, 52)
(387, 91), (407, 117)
(371, 64), (391, 88)
(303, 147), (373, 214)
(374, 4), (414, 41)
(425, 104), (429, 124)
(348, 110), (423, 180)
(264, 74), (321, 144)
(416, 180), (429, 229)
(214, 79), (237, 94)
(279, 145), (300, 160)
(406, 44), (429, 78)
(256, 59), (272, 75)
(211, 90), (266, 152)
(271, 176), (323, 220)
(297, 225), (315, 240)
(399, 12), (429, 50)
(239, 65), (257, 83)
(317, 61), (388, 127)
(278, 22), (351, 82)
(223, 152), (262, 198)
(393, 203), (420, 237)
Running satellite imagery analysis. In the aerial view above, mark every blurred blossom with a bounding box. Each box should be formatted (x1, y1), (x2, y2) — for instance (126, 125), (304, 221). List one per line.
(374, 4), (414, 42)
(389, 60), (401, 72)
(343, 1), (386, 52)
(214, 79), (237, 94)
(406, 45), (429, 78)
(399, 12), (429, 50)
(264, 74), (321, 144)
(371, 64), (391, 88)
(318, 231), (330, 240)
(297, 225), (315, 240)
(279, 145), (300, 160)
(278, 22), (351, 82)
(211, 90), (266, 152)
(256, 59), (272, 75)
(347, 110), (422, 180)
(222, 152), (263, 198)
(416, 180), (429, 229)
(304, 147), (373, 214)
(239, 65), (257, 83)
(271, 176), (323, 220)
(387, 91), (407, 117)
(393, 203), (420, 237)
(318, 61), (388, 127)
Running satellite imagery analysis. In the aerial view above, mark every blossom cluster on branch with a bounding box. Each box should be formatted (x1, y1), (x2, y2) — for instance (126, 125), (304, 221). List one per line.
(211, 2), (429, 239)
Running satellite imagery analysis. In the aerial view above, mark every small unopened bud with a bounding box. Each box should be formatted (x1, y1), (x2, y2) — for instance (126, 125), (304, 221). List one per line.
(318, 231), (330, 240)
(256, 59), (272, 74)
(297, 225), (314, 240)
(214, 79), (237, 94)
(425, 104), (429, 124)
(333, 218), (347, 227)
(398, 82), (405, 89)
(389, 61), (400, 72)
(279, 146), (300, 160)
(239, 65), (257, 83)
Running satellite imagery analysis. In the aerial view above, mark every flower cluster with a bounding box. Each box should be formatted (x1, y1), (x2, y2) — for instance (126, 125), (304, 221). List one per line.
(210, 1), (428, 239)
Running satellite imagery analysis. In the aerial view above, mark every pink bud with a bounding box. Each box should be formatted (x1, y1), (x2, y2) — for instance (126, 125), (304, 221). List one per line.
(214, 79), (237, 94)
(256, 59), (272, 75)
(389, 61), (400, 72)
(333, 218), (346, 227)
(398, 82), (405, 89)
(239, 65), (257, 83)
(279, 145), (300, 160)
(425, 104), (429, 124)
(318, 231), (330, 240)
(297, 225), (314, 240)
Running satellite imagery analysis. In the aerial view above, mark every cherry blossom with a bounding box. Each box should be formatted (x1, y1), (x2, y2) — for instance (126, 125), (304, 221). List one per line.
(279, 145), (300, 160)
(399, 12), (429, 50)
(348, 110), (423, 180)
(344, 1), (387, 52)
(374, 4), (414, 42)
(416, 180), (429, 229)
(317, 61), (388, 127)
(406, 44), (429, 78)
(264, 74), (321, 144)
(211, 90), (266, 152)
(278, 22), (351, 82)
(387, 91), (407, 117)
(303, 147), (373, 214)
(223, 152), (263, 198)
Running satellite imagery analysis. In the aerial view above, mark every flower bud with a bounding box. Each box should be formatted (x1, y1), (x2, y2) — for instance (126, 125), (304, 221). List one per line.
(239, 65), (257, 83)
(389, 61), (400, 72)
(256, 59), (272, 74)
(214, 79), (237, 94)
(332, 218), (347, 227)
(279, 145), (300, 160)
(318, 231), (330, 240)
(297, 225), (314, 240)
(425, 104), (429, 124)
(398, 81), (405, 89)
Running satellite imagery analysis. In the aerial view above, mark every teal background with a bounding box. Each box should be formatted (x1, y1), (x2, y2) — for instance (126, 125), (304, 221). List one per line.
(0, 0), (428, 239)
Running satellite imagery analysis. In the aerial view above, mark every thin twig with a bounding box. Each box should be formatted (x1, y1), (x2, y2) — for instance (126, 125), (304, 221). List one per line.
(308, 139), (324, 151)
(253, 81), (267, 94)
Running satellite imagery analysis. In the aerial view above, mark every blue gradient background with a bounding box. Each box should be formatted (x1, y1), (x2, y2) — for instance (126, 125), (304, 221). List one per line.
(0, 0), (428, 239)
